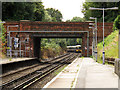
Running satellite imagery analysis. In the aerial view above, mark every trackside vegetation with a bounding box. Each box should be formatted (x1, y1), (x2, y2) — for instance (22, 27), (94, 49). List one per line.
(41, 38), (82, 59)
(97, 14), (119, 63)
(0, 21), (7, 58)
(82, 2), (119, 63)
(97, 30), (118, 63)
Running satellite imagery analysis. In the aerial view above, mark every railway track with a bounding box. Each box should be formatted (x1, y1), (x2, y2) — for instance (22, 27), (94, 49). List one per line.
(1, 53), (78, 89)
(42, 53), (69, 64)
(1, 64), (49, 86)
(1, 53), (69, 85)
(0, 64), (39, 78)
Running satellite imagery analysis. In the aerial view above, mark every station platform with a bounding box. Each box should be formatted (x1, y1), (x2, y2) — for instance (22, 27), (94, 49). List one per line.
(0, 58), (36, 64)
(43, 58), (118, 89)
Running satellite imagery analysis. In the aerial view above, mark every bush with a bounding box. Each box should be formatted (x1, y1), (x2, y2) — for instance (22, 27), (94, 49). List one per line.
(41, 38), (66, 59)
(97, 30), (118, 62)
(113, 15), (120, 31)
(0, 21), (7, 58)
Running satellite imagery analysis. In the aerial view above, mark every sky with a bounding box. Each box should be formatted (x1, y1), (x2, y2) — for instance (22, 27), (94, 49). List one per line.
(42, 0), (85, 21)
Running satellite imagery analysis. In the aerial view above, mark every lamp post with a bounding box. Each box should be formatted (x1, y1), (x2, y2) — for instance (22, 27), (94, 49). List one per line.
(89, 25), (95, 58)
(89, 7), (118, 65)
(89, 17), (97, 62)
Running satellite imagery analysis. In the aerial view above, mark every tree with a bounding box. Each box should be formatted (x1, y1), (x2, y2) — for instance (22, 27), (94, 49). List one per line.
(33, 2), (45, 21)
(58, 39), (67, 49)
(42, 10), (53, 22)
(2, 2), (34, 21)
(82, 2), (119, 22)
(2, 2), (45, 21)
(113, 15), (120, 30)
(46, 8), (63, 22)
(76, 38), (82, 45)
(66, 17), (85, 22)
(66, 38), (82, 46)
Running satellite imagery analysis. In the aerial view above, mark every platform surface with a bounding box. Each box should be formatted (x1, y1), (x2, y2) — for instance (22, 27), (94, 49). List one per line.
(43, 58), (118, 89)
(0, 58), (36, 64)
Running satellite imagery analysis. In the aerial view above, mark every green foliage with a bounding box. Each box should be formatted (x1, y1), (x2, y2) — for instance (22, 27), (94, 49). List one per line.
(0, 21), (6, 44)
(58, 39), (67, 50)
(113, 15), (120, 30)
(66, 38), (82, 46)
(33, 2), (45, 21)
(41, 38), (82, 59)
(97, 57), (103, 64)
(41, 38), (82, 49)
(41, 38), (65, 59)
(2, 2), (45, 21)
(0, 20), (7, 57)
(46, 8), (63, 22)
(66, 17), (85, 22)
(81, 56), (84, 59)
(90, 55), (93, 58)
(41, 38), (66, 50)
(42, 10), (52, 22)
(82, 2), (119, 22)
(97, 30), (118, 60)
(2, 2), (63, 22)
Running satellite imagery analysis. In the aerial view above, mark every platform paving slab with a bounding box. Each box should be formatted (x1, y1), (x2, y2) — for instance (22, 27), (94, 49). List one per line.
(75, 58), (118, 88)
(43, 58), (82, 88)
(43, 58), (118, 89)
(0, 58), (36, 64)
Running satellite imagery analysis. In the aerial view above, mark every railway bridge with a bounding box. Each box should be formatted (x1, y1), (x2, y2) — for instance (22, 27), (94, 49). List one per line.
(4, 21), (113, 59)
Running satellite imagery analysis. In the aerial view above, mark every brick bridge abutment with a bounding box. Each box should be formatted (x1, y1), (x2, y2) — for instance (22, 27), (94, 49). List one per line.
(3, 21), (113, 59)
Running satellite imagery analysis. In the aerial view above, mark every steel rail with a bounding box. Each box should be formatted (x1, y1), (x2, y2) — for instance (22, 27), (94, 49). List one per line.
(1, 53), (73, 89)
(14, 53), (78, 89)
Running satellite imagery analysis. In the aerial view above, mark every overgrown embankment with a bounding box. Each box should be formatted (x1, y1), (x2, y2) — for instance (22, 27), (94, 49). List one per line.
(41, 41), (65, 59)
(41, 38), (82, 59)
(97, 30), (118, 63)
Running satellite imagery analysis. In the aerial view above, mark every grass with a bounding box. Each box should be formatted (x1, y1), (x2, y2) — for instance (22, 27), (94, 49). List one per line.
(54, 65), (67, 75)
(97, 56), (108, 64)
(71, 78), (75, 88)
(97, 30), (118, 63)
(9, 58), (12, 61)
(77, 64), (79, 67)
(81, 56), (84, 59)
